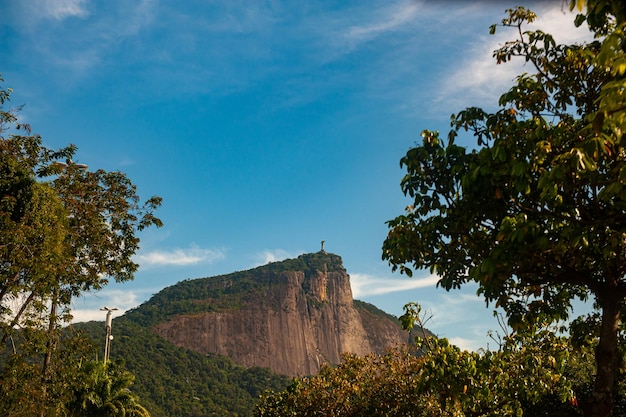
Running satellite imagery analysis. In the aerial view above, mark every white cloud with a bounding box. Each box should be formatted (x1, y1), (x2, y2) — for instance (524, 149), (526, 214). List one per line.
(448, 336), (484, 352)
(345, 1), (421, 43)
(69, 309), (107, 323)
(11, 0), (159, 77)
(434, 4), (593, 112)
(103, 289), (140, 308)
(41, 0), (89, 20)
(410, 290), (507, 351)
(425, 292), (486, 327)
(254, 249), (304, 267)
(135, 246), (225, 267)
(350, 272), (440, 298)
(69, 288), (143, 323)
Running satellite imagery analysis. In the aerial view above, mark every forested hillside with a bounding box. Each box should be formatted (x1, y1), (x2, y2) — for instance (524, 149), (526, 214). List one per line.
(77, 318), (291, 417)
(76, 295), (410, 416)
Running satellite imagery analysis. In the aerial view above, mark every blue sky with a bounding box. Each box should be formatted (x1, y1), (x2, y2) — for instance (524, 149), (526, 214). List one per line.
(1, 0), (592, 351)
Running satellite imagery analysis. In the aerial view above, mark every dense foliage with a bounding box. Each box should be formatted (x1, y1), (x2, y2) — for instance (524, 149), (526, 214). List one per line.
(77, 318), (291, 417)
(255, 327), (585, 416)
(257, 303), (626, 416)
(0, 74), (161, 414)
(67, 359), (150, 417)
(383, 2), (626, 416)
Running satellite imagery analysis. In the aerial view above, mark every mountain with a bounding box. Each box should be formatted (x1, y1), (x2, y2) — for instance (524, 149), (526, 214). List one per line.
(124, 251), (410, 377)
(74, 251), (421, 415)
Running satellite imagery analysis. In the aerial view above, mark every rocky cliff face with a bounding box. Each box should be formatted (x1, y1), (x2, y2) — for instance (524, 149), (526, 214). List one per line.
(147, 252), (408, 376)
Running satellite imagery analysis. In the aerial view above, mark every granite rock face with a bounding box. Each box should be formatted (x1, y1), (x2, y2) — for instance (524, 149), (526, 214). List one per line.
(150, 252), (408, 376)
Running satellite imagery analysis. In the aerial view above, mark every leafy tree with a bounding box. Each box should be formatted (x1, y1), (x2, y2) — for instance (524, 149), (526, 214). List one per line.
(0, 326), (99, 417)
(67, 359), (150, 417)
(382, 3), (625, 416)
(255, 309), (579, 417)
(0, 74), (162, 414)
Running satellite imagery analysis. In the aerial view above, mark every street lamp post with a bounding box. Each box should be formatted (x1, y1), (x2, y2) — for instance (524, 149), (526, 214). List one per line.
(100, 307), (118, 364)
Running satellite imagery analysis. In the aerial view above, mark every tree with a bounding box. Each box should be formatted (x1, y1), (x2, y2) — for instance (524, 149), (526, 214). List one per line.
(255, 309), (579, 417)
(0, 328), (98, 417)
(382, 3), (625, 417)
(67, 360), (150, 417)
(0, 74), (162, 414)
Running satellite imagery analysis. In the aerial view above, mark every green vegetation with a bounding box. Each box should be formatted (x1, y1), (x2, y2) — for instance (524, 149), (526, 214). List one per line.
(256, 327), (601, 416)
(383, 2), (626, 416)
(5, 1), (626, 416)
(353, 299), (400, 323)
(69, 256), (398, 416)
(262, 251), (346, 275)
(257, 304), (626, 416)
(77, 318), (290, 417)
(67, 359), (150, 417)
(0, 74), (161, 415)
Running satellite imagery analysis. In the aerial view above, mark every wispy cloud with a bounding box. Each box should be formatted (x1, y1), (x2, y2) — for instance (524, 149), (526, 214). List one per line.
(433, 4), (593, 113)
(253, 249), (304, 267)
(448, 336), (485, 352)
(10, 0), (159, 77)
(344, 2), (421, 44)
(425, 292), (486, 327)
(350, 273), (440, 298)
(136, 246), (225, 267)
(412, 290), (506, 351)
(123, 0), (158, 38)
(39, 0), (89, 21)
(70, 288), (146, 323)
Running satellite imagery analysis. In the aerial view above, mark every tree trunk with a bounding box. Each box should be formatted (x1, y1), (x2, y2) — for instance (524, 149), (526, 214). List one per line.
(585, 290), (621, 417)
(39, 291), (58, 417)
(41, 298), (57, 377)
